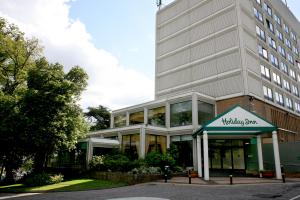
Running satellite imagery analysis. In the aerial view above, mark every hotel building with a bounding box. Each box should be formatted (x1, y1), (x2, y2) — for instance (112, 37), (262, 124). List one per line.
(85, 0), (300, 180)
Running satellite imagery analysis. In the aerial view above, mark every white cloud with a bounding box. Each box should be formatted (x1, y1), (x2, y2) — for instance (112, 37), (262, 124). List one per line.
(0, 0), (154, 110)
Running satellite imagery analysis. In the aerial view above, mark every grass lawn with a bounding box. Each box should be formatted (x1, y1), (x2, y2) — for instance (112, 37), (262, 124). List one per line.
(0, 179), (127, 193)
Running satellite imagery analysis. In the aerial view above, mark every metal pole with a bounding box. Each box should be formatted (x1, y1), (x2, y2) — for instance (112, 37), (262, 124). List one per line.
(188, 170), (191, 184)
(229, 175), (233, 185)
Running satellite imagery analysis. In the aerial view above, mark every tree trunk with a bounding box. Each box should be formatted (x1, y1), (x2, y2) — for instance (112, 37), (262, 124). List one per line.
(3, 164), (14, 184)
(0, 162), (5, 181)
(33, 152), (46, 173)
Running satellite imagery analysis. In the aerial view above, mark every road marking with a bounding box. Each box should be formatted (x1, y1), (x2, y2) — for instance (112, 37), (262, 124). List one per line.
(0, 193), (40, 199)
(289, 195), (300, 200)
(107, 198), (169, 200)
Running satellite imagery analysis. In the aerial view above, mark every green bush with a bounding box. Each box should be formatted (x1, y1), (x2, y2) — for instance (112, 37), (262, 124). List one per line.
(145, 151), (162, 167)
(49, 174), (64, 184)
(23, 172), (64, 186)
(89, 155), (105, 170)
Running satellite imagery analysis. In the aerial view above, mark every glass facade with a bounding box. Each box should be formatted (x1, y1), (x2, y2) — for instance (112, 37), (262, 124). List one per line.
(145, 134), (167, 154)
(170, 101), (192, 127)
(148, 106), (166, 127)
(129, 111), (144, 125)
(122, 134), (140, 160)
(171, 135), (193, 168)
(114, 114), (126, 128)
(198, 101), (214, 125)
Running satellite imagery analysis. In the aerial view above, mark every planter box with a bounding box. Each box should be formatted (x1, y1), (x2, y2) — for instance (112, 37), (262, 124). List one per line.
(260, 171), (274, 178)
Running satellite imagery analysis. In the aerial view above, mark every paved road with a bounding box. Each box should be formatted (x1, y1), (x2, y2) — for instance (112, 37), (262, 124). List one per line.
(1, 182), (300, 200)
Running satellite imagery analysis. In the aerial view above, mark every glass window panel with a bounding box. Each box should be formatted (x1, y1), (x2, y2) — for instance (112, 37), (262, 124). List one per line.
(170, 101), (192, 127)
(129, 111), (144, 125)
(122, 134), (140, 159)
(198, 101), (214, 125)
(114, 114), (126, 128)
(148, 106), (166, 127)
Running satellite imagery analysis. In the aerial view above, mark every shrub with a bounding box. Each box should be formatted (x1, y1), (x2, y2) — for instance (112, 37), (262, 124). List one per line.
(145, 151), (162, 167)
(89, 155), (105, 170)
(49, 174), (64, 184)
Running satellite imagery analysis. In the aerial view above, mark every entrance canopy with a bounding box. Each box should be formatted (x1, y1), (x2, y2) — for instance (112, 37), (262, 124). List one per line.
(194, 105), (277, 136)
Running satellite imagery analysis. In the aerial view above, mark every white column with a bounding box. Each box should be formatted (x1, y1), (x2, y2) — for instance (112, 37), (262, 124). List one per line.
(197, 135), (202, 177)
(126, 112), (129, 126)
(165, 102), (170, 128)
(140, 126), (146, 159)
(193, 138), (197, 169)
(86, 140), (93, 169)
(118, 132), (122, 149)
(144, 107), (148, 125)
(272, 131), (282, 179)
(192, 93), (198, 129)
(203, 131), (209, 181)
(110, 113), (114, 128)
(167, 134), (170, 149)
(257, 135), (264, 172)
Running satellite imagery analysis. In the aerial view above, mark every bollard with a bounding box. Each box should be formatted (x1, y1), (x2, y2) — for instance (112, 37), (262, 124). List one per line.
(164, 173), (167, 183)
(229, 175), (233, 185)
(281, 165), (285, 183)
(188, 171), (191, 184)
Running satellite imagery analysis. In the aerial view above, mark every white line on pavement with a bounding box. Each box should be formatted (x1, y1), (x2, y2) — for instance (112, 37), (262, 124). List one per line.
(0, 193), (40, 199)
(290, 194), (300, 200)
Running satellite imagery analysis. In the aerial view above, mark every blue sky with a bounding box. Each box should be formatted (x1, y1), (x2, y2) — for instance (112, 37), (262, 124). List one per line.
(0, 0), (299, 110)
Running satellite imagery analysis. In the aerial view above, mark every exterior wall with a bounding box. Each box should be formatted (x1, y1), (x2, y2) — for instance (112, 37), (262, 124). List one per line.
(217, 96), (300, 142)
(155, 0), (244, 99)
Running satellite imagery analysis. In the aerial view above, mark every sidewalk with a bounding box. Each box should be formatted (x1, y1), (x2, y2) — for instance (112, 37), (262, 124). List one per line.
(156, 176), (300, 185)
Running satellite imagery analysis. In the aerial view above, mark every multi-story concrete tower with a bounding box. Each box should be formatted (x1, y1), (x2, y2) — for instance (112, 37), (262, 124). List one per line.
(155, 0), (300, 140)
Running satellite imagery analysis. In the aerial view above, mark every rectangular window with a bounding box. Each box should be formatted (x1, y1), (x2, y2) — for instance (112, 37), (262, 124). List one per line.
(261, 65), (270, 80)
(274, 14), (281, 25)
(266, 19), (274, 33)
(286, 97), (293, 110)
(258, 45), (268, 59)
(283, 79), (291, 92)
(293, 46), (299, 56)
(256, 25), (265, 41)
(268, 36), (276, 50)
(256, 0), (261, 5)
(148, 106), (166, 127)
(263, 3), (272, 16)
(170, 101), (192, 127)
(290, 69), (296, 80)
(295, 102), (300, 113)
(276, 29), (283, 41)
(280, 62), (288, 74)
(122, 134), (140, 160)
(146, 134), (166, 154)
(198, 101), (214, 125)
(285, 38), (292, 49)
(263, 85), (273, 101)
(287, 53), (294, 65)
(114, 114), (126, 128)
(284, 23), (289, 33)
(292, 84), (299, 97)
(278, 45), (286, 58)
(275, 92), (284, 106)
(129, 111), (144, 125)
(298, 74), (300, 82)
(291, 31), (297, 41)
(273, 72), (281, 86)
(297, 61), (300, 70)
(270, 54), (278, 67)
(254, 7), (263, 23)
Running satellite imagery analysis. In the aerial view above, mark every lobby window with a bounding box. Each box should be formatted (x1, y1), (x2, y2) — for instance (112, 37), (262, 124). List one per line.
(270, 54), (278, 67)
(283, 79), (291, 92)
(275, 92), (284, 106)
(261, 65), (270, 80)
(267, 36), (276, 50)
(148, 106), (166, 127)
(276, 30), (283, 41)
(286, 97), (293, 110)
(129, 111), (144, 125)
(263, 86), (273, 101)
(295, 102), (300, 113)
(291, 31), (297, 41)
(122, 134), (140, 160)
(278, 46), (286, 58)
(170, 100), (192, 127)
(293, 46), (299, 56)
(114, 114), (126, 128)
(253, 7), (263, 23)
(274, 14), (281, 26)
(272, 72), (281, 86)
(258, 45), (268, 60)
(290, 69), (296, 80)
(285, 38), (292, 49)
(146, 134), (166, 154)
(256, 25), (265, 41)
(283, 23), (289, 34)
(266, 19), (274, 33)
(263, 3), (272, 16)
(292, 85), (299, 97)
(280, 62), (288, 74)
(198, 101), (214, 125)
(287, 53), (294, 65)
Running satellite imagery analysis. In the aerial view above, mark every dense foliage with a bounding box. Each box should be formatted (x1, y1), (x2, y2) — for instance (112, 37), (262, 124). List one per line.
(23, 172), (64, 186)
(85, 105), (110, 131)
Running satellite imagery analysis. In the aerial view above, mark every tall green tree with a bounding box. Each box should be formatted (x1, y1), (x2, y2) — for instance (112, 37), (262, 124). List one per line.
(85, 105), (111, 131)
